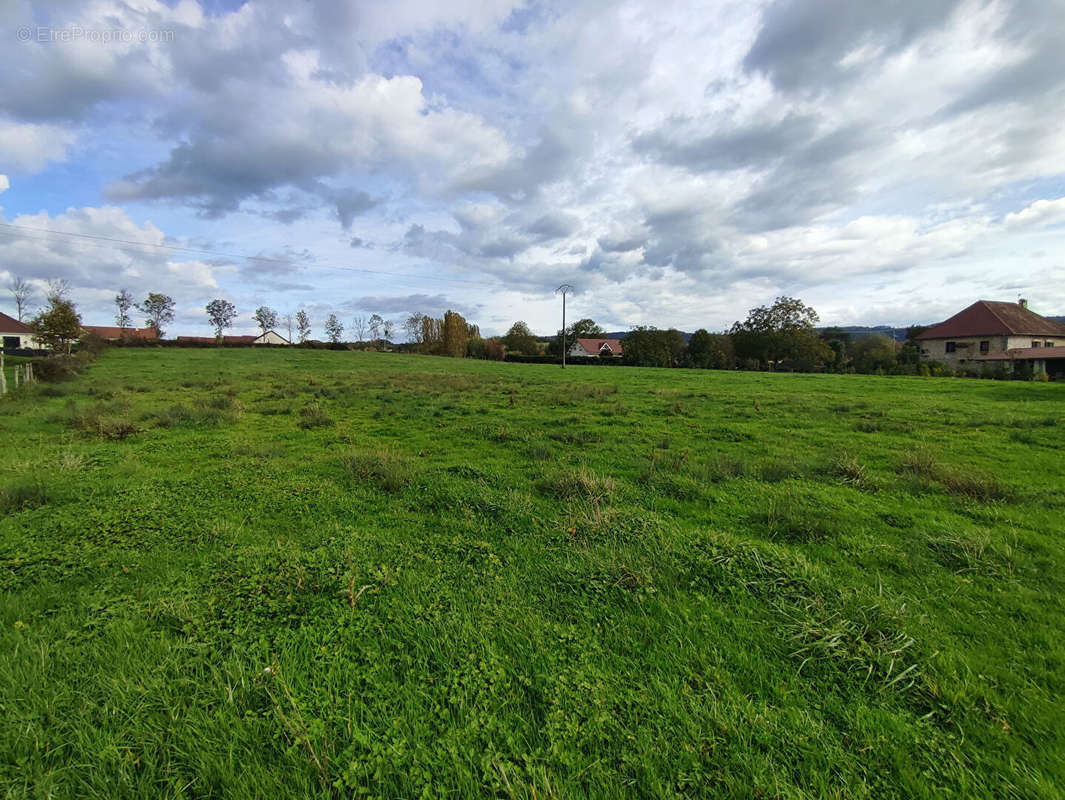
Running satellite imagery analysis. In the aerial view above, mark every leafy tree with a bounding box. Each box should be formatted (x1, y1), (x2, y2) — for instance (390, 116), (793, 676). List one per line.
(206, 299), (238, 339)
(114, 289), (134, 331)
(8, 276), (33, 322)
(502, 321), (538, 355)
(484, 337), (505, 361)
(687, 329), (734, 369)
(819, 327), (852, 372)
(420, 315), (443, 354)
(296, 309), (311, 343)
(30, 295), (82, 353)
(730, 296), (830, 370)
(442, 310), (468, 358)
(254, 306), (279, 335)
(368, 314), (384, 341)
(382, 319), (395, 342)
(324, 314), (344, 343)
(403, 313), (425, 345)
(852, 334), (898, 374)
(622, 326), (685, 367)
(137, 293), (175, 339)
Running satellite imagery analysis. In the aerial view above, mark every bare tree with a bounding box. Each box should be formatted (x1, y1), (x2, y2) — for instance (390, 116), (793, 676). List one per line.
(8, 277), (33, 322)
(46, 278), (72, 302)
(351, 315), (367, 342)
(282, 314), (294, 343)
(115, 289), (134, 331)
(382, 318), (395, 342)
(296, 309), (311, 343)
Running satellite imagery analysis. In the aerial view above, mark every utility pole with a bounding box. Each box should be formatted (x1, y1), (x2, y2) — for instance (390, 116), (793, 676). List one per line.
(556, 284), (573, 369)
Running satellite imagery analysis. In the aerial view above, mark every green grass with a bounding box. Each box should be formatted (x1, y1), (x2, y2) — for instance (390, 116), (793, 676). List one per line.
(1, 348), (1063, 798)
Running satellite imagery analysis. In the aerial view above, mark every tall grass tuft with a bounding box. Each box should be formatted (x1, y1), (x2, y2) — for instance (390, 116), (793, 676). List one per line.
(342, 447), (413, 492)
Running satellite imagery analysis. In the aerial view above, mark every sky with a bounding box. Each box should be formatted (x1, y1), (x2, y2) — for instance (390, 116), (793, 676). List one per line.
(1, 0), (1063, 339)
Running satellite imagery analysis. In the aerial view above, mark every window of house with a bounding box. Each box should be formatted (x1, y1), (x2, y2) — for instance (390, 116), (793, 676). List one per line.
(1032, 341), (1041, 348)
(2, 336), (19, 349)
(979, 340), (989, 353)
(945, 341), (956, 353)
(1045, 341), (1054, 347)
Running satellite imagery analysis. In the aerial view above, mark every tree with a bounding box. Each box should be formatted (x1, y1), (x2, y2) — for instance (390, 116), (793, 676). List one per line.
(254, 306), (279, 335)
(137, 293), (176, 339)
(852, 334), (898, 374)
(296, 309), (311, 343)
(8, 276), (33, 322)
(368, 314), (383, 341)
(551, 317), (605, 355)
(382, 319), (395, 342)
(30, 295), (81, 353)
(114, 289), (134, 332)
(730, 296), (830, 370)
(282, 314), (294, 343)
(46, 278), (71, 301)
(687, 329), (734, 369)
(622, 326), (685, 367)
(403, 312), (425, 345)
(502, 321), (538, 355)
(441, 310), (468, 358)
(206, 299), (237, 339)
(351, 315), (367, 342)
(325, 313), (344, 343)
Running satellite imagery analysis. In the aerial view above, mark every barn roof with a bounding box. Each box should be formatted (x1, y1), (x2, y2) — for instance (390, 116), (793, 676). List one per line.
(82, 325), (159, 340)
(918, 301), (1065, 339)
(0, 311), (32, 333)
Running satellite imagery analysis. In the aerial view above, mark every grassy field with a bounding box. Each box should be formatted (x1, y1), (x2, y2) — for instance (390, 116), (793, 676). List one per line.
(1, 348), (1062, 799)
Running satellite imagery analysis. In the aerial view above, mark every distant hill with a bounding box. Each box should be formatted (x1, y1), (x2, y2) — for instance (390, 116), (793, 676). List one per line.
(819, 325), (910, 342)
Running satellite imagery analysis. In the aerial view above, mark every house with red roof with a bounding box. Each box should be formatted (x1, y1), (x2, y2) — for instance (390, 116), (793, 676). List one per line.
(568, 337), (623, 358)
(0, 311), (37, 350)
(918, 299), (1065, 376)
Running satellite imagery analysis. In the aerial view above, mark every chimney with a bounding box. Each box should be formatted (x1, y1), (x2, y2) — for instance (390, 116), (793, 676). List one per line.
(1019, 298), (1028, 309)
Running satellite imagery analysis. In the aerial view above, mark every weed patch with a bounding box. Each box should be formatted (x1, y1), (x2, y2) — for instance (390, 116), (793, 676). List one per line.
(342, 447), (413, 492)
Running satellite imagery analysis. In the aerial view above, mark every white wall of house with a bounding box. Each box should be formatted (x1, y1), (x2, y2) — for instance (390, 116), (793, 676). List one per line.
(922, 335), (1062, 366)
(568, 342), (592, 357)
(0, 332), (38, 349)
(253, 331), (290, 345)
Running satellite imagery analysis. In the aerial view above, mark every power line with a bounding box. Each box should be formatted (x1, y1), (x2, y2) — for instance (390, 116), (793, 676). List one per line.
(0, 221), (493, 289)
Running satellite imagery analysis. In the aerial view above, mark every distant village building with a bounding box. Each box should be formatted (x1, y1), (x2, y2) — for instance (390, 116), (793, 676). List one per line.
(81, 325), (159, 342)
(176, 331), (290, 345)
(0, 312), (37, 350)
(918, 299), (1065, 377)
(568, 338), (624, 358)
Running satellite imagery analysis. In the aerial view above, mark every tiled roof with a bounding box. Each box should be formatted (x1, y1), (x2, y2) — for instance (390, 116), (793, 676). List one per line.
(82, 325), (159, 340)
(575, 337), (623, 355)
(918, 301), (1065, 339)
(0, 311), (32, 333)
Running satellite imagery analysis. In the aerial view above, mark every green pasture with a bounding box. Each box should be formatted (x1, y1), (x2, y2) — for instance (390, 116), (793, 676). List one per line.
(0, 348), (1062, 798)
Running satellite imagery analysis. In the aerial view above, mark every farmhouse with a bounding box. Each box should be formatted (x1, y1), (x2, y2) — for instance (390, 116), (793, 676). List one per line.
(569, 337), (623, 358)
(82, 325), (159, 342)
(918, 299), (1065, 377)
(0, 312), (36, 351)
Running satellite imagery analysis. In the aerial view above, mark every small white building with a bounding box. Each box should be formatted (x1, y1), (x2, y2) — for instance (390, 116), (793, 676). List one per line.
(0, 312), (37, 350)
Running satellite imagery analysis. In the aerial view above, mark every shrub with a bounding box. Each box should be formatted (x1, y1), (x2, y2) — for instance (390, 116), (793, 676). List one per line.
(298, 402), (334, 429)
(342, 447), (413, 492)
(0, 483), (48, 514)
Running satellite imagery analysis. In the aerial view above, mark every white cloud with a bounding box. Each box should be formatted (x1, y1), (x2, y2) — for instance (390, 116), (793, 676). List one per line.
(0, 175), (8, 194)
(0, 122), (76, 172)
(1004, 197), (1065, 229)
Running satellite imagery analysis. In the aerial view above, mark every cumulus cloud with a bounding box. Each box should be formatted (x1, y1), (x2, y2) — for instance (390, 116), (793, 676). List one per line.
(1004, 197), (1065, 229)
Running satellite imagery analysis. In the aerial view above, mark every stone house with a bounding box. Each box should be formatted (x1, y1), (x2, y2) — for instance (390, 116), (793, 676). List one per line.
(918, 299), (1065, 376)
